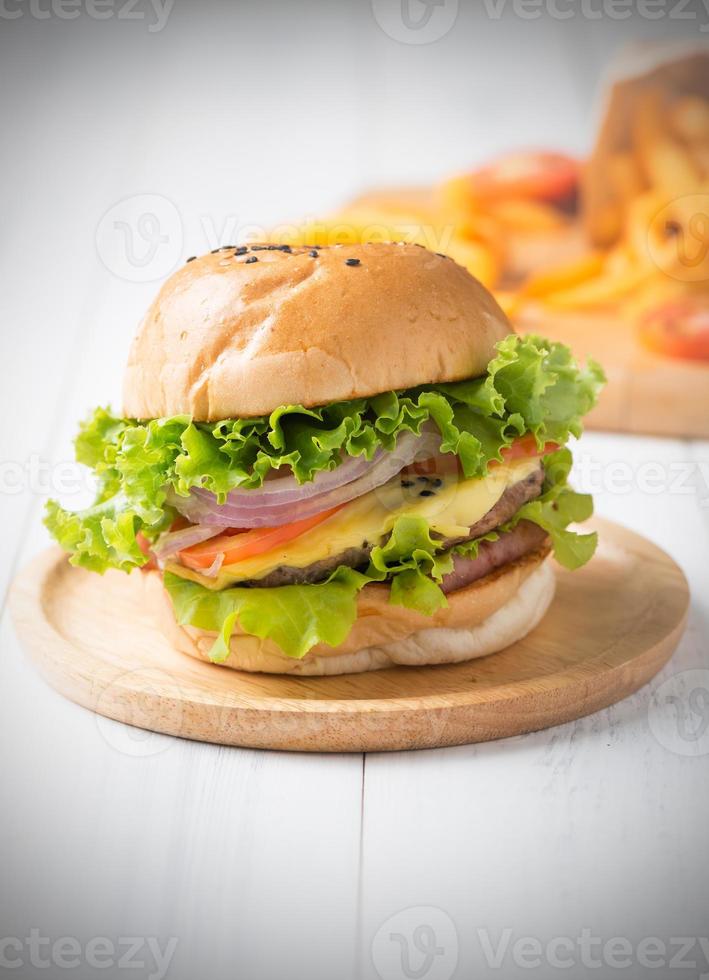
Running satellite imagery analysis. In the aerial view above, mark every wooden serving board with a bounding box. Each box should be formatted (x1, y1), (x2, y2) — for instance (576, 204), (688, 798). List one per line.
(516, 305), (709, 439)
(10, 518), (688, 753)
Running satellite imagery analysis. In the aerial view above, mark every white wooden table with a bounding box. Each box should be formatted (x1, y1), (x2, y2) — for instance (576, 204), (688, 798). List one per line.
(2, 7), (708, 980)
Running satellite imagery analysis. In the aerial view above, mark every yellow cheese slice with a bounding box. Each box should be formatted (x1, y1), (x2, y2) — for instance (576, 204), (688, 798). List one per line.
(167, 456), (540, 591)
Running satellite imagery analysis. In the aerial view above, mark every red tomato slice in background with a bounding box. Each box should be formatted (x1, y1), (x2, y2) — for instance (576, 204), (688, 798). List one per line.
(468, 151), (580, 204)
(638, 297), (709, 362)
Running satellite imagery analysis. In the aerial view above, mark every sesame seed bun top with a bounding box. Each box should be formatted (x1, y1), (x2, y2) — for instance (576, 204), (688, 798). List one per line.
(122, 242), (511, 421)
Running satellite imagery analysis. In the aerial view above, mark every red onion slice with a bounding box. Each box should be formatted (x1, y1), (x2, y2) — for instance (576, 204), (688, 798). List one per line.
(170, 429), (441, 528)
(202, 552), (225, 579)
(203, 448), (385, 506)
(152, 523), (223, 560)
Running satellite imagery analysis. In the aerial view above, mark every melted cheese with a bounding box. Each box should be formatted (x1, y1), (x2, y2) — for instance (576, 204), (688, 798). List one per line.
(167, 456), (540, 591)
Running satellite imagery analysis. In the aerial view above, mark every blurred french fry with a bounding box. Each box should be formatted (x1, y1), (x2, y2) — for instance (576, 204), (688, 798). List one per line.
(633, 90), (701, 193)
(632, 88), (666, 168)
(669, 95), (709, 145)
(444, 236), (499, 287)
(622, 274), (703, 320)
(644, 138), (702, 193)
(439, 174), (474, 214)
(592, 203), (624, 248)
(273, 209), (499, 287)
(608, 152), (645, 208)
(483, 199), (565, 232)
(625, 192), (666, 267)
(688, 142), (709, 178)
(583, 154), (644, 258)
(521, 251), (605, 298)
(493, 290), (519, 318)
(436, 176), (502, 244)
(539, 264), (654, 309)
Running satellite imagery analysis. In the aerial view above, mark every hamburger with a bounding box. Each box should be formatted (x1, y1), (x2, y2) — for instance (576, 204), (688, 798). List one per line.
(46, 242), (604, 675)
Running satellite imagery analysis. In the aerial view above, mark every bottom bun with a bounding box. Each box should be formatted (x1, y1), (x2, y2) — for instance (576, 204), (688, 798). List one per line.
(150, 547), (555, 676)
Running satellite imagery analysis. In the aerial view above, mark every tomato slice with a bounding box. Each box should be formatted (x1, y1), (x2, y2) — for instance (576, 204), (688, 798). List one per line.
(401, 437), (558, 476)
(136, 531), (158, 570)
(397, 437), (558, 479)
(178, 505), (343, 570)
(638, 297), (709, 362)
(467, 151), (580, 204)
(491, 434), (560, 467)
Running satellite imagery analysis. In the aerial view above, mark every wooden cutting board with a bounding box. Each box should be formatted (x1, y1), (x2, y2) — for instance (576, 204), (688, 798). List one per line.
(10, 518), (688, 753)
(515, 305), (709, 438)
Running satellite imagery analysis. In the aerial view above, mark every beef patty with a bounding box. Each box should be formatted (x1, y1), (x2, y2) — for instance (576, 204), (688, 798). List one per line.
(240, 463), (545, 588)
(440, 520), (549, 593)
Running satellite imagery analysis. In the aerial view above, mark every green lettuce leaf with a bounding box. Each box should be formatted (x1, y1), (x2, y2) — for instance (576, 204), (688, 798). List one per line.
(46, 334), (604, 574)
(504, 448), (598, 570)
(164, 566), (370, 661)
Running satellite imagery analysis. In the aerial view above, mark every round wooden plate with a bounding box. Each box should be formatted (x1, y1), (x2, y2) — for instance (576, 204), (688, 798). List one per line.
(10, 518), (688, 753)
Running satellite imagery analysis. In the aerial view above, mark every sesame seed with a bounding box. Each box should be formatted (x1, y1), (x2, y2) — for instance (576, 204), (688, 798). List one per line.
(277, 244), (292, 252)
(245, 256), (258, 264)
(309, 250), (319, 258)
(250, 245), (268, 251)
(186, 255), (196, 263)
(345, 258), (360, 267)
(234, 246), (248, 255)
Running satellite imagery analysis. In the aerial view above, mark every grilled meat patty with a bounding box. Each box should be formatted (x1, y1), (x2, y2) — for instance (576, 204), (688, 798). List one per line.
(440, 520), (549, 593)
(242, 463), (545, 588)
